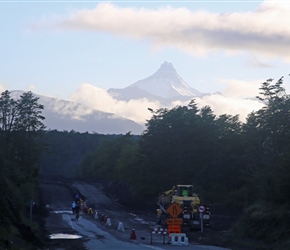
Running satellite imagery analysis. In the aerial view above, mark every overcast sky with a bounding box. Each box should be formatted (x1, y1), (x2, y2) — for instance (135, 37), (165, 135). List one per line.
(1, 0), (290, 124)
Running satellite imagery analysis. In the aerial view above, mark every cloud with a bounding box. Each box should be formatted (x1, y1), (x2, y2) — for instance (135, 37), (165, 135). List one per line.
(195, 94), (263, 122)
(0, 84), (6, 93)
(218, 78), (262, 98)
(244, 55), (273, 68)
(27, 84), (36, 91)
(34, 1), (290, 60)
(69, 83), (161, 124)
(68, 83), (263, 124)
(49, 98), (95, 120)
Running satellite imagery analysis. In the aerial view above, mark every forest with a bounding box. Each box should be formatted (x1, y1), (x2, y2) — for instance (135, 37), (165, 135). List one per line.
(1, 76), (290, 249)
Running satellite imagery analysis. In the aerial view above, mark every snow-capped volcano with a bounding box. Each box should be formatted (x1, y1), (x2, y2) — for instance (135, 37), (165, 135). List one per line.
(108, 62), (203, 102)
(131, 62), (201, 98)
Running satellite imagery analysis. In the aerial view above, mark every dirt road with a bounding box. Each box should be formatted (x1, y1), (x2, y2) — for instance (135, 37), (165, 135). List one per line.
(39, 180), (233, 250)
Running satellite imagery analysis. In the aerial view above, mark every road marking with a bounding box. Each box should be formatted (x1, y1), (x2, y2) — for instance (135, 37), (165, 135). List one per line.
(67, 214), (75, 230)
(139, 244), (166, 250)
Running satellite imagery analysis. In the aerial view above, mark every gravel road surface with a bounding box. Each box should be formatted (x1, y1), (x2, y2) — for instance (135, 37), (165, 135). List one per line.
(40, 180), (232, 250)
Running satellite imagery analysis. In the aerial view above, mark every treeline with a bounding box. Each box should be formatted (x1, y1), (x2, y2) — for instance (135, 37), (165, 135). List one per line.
(39, 130), (109, 178)
(0, 91), (46, 249)
(80, 77), (290, 245)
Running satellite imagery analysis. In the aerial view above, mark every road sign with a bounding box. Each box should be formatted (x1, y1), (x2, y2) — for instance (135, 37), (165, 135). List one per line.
(167, 203), (183, 218)
(198, 205), (205, 213)
(166, 218), (183, 225)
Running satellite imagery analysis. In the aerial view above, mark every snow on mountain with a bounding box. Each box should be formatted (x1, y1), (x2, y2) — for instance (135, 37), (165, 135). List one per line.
(108, 62), (203, 101)
(131, 61), (202, 98)
(10, 91), (145, 135)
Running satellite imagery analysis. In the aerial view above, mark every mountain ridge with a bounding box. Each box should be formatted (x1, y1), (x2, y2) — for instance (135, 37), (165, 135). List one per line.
(108, 61), (203, 104)
(10, 90), (145, 135)
(7, 62), (206, 134)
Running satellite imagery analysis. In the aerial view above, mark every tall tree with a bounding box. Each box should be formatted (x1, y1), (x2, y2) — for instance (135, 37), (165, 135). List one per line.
(235, 77), (290, 242)
(137, 100), (242, 201)
(242, 77), (290, 202)
(0, 90), (46, 245)
(0, 91), (45, 184)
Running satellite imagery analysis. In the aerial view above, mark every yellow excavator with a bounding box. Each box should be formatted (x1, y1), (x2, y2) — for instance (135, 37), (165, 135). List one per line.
(156, 185), (210, 229)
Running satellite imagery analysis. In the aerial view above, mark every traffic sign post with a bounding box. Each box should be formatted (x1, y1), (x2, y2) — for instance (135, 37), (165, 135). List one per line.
(198, 205), (205, 213)
(199, 206), (205, 233)
(166, 203), (183, 236)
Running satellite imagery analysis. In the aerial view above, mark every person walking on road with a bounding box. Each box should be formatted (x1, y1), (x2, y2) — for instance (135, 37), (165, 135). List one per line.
(71, 201), (76, 214)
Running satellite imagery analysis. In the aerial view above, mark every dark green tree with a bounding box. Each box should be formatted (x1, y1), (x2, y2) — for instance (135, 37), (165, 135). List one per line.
(0, 91), (45, 185)
(81, 133), (139, 181)
(136, 100), (243, 202)
(242, 77), (290, 203)
(40, 130), (106, 178)
(236, 77), (290, 242)
(0, 90), (45, 245)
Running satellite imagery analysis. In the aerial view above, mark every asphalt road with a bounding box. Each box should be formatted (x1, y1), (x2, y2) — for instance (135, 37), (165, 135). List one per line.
(40, 181), (232, 250)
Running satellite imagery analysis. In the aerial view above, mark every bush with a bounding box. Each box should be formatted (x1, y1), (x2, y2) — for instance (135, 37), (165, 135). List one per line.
(234, 202), (290, 243)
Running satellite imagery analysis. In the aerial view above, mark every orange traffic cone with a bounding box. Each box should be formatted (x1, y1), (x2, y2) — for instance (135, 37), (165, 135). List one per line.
(130, 229), (137, 240)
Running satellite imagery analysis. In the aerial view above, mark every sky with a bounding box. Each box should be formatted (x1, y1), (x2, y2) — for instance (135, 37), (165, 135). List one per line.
(1, 0), (290, 125)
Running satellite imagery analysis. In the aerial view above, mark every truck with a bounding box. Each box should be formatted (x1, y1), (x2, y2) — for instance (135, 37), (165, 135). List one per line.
(156, 184), (210, 230)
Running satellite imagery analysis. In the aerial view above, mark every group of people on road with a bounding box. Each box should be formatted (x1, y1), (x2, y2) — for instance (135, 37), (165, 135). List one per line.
(71, 192), (92, 221)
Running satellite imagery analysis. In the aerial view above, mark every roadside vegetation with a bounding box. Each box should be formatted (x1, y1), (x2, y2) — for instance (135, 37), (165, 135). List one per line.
(1, 76), (290, 249)
(0, 91), (46, 249)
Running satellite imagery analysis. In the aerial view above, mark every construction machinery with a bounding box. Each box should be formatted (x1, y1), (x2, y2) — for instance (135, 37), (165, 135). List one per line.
(156, 185), (210, 229)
